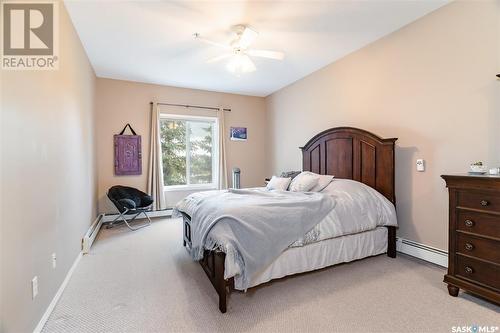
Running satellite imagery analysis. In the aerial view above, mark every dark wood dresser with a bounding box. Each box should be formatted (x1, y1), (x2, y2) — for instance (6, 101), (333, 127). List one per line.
(442, 174), (500, 304)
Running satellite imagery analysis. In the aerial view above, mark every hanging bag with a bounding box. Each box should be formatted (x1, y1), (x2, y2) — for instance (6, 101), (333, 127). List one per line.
(114, 123), (142, 175)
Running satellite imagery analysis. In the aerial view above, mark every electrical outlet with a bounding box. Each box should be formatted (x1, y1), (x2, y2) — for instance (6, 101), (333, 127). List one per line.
(32, 276), (38, 299)
(416, 159), (425, 172)
(52, 253), (57, 269)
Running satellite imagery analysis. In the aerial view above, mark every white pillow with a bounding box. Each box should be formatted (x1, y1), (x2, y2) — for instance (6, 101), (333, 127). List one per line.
(310, 174), (335, 192)
(289, 172), (319, 192)
(266, 176), (292, 191)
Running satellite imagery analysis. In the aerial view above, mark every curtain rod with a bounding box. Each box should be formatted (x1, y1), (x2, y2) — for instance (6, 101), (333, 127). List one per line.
(150, 102), (231, 112)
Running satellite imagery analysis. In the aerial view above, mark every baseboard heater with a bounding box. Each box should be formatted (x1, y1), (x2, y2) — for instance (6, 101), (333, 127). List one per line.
(82, 214), (104, 254)
(396, 237), (448, 267)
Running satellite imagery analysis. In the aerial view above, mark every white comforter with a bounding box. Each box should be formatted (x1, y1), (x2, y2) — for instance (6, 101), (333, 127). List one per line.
(291, 179), (397, 246)
(175, 179), (397, 282)
(175, 179), (397, 248)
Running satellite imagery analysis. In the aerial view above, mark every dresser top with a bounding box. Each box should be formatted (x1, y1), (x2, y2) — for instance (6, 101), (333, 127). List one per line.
(442, 174), (500, 190)
(442, 173), (500, 180)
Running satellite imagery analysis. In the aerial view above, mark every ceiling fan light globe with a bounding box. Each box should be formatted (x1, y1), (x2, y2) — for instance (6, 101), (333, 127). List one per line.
(226, 54), (256, 75)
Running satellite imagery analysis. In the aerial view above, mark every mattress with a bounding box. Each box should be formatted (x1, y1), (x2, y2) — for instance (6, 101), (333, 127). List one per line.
(232, 227), (388, 290)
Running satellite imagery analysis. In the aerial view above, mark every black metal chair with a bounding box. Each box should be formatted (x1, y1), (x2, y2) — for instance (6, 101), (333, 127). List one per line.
(107, 185), (154, 231)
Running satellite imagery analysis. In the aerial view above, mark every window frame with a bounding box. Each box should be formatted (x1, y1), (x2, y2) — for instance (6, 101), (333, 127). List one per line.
(159, 113), (219, 192)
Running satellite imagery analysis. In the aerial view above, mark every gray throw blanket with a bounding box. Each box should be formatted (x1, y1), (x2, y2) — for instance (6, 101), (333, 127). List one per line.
(188, 188), (336, 289)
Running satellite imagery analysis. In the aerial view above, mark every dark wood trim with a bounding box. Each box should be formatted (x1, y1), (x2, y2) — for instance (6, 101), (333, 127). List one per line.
(444, 275), (500, 304)
(448, 188), (458, 274)
(300, 126), (397, 204)
(300, 127), (397, 151)
(442, 174), (500, 191)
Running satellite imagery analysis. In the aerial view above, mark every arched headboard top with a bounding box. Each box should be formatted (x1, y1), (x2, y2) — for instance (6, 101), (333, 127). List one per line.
(300, 127), (397, 204)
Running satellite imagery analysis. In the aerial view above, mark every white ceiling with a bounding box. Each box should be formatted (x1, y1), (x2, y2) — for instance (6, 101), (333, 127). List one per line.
(65, 0), (449, 97)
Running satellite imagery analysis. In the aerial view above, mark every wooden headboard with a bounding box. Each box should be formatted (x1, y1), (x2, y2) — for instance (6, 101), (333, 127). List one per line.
(300, 127), (397, 203)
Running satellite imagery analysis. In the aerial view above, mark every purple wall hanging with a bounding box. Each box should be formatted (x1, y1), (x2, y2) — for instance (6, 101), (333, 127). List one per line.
(114, 124), (142, 175)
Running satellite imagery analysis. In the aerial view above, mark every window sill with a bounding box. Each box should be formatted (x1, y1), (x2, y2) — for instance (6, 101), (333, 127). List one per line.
(163, 185), (218, 192)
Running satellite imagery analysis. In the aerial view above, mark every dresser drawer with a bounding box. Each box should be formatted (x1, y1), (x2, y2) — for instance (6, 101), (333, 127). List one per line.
(457, 191), (500, 212)
(456, 233), (500, 264)
(456, 255), (500, 290)
(457, 211), (500, 238)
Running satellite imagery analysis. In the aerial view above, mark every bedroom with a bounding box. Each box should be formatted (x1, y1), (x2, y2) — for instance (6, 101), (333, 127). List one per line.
(1, 0), (499, 332)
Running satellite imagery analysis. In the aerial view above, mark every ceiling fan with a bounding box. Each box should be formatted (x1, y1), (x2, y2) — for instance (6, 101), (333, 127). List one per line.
(193, 25), (284, 75)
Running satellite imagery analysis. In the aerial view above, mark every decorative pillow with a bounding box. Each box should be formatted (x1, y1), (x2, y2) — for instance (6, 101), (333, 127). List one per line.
(289, 172), (319, 192)
(280, 171), (301, 180)
(310, 174), (335, 192)
(266, 176), (292, 191)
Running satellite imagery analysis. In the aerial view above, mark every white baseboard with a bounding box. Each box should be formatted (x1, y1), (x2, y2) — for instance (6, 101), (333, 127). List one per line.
(33, 252), (82, 333)
(32, 210), (172, 333)
(101, 208), (173, 223)
(396, 237), (448, 267)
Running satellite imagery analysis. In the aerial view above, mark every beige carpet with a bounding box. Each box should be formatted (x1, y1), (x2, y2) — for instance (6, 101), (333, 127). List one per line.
(42, 218), (499, 333)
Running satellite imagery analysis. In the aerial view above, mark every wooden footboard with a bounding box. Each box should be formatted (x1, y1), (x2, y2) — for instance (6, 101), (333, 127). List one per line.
(181, 212), (233, 312)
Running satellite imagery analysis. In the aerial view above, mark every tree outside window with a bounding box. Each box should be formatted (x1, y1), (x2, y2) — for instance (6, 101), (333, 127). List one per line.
(160, 116), (218, 189)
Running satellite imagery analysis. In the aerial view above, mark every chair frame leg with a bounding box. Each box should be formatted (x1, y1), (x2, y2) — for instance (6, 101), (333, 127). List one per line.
(107, 208), (152, 231)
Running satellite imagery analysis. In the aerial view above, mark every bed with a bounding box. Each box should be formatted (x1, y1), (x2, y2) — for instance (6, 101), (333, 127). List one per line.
(176, 127), (398, 313)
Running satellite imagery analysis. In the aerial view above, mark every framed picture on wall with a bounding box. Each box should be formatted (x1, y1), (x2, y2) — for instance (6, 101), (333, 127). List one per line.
(230, 127), (247, 141)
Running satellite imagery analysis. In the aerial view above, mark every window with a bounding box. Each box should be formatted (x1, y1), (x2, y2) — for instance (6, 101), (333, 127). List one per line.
(160, 114), (218, 190)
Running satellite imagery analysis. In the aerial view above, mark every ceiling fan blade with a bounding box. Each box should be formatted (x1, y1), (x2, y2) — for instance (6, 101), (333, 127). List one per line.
(206, 54), (233, 63)
(238, 26), (258, 49)
(246, 56), (257, 72)
(247, 49), (285, 60)
(193, 33), (232, 50)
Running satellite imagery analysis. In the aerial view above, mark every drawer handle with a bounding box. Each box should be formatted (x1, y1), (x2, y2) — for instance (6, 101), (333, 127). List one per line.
(464, 266), (474, 274)
(464, 243), (474, 251)
(464, 219), (474, 227)
(480, 200), (489, 206)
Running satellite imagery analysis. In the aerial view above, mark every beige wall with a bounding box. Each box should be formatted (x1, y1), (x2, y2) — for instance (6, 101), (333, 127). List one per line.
(95, 78), (268, 212)
(1, 3), (497, 331)
(0, 3), (97, 332)
(265, 0), (500, 251)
